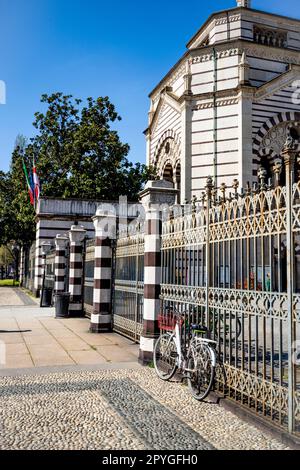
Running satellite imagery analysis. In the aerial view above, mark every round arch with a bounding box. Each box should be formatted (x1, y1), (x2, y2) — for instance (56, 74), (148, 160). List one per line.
(252, 111), (300, 183)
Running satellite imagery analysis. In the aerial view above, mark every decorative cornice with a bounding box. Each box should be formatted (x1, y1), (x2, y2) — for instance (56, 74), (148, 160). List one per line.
(192, 47), (239, 64)
(215, 14), (241, 26)
(244, 43), (300, 65)
(192, 97), (239, 111)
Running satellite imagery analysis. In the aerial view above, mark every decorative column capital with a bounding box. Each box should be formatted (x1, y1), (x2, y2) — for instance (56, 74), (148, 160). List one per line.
(92, 206), (117, 240)
(273, 159), (283, 186)
(55, 234), (68, 249)
(41, 241), (52, 256)
(68, 225), (86, 244)
(139, 179), (178, 211)
(282, 136), (298, 180)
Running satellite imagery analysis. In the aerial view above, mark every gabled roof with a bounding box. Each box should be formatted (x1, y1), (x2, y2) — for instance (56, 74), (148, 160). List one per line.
(187, 6), (300, 49)
(145, 91), (181, 135)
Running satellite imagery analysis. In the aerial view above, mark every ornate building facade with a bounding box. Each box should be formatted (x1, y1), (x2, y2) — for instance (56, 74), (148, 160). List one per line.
(145, 0), (300, 202)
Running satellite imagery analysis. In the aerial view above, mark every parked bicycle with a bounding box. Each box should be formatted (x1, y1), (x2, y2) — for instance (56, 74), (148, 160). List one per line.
(153, 308), (217, 401)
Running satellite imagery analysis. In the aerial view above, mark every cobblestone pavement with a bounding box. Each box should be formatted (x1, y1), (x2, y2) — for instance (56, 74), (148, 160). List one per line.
(0, 368), (289, 450)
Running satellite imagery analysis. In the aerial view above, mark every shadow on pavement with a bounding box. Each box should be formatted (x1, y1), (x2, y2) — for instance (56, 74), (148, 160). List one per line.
(0, 330), (32, 333)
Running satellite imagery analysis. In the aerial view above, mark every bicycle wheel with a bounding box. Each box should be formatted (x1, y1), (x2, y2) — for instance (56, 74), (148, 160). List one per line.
(216, 314), (242, 343)
(153, 333), (178, 381)
(187, 342), (215, 401)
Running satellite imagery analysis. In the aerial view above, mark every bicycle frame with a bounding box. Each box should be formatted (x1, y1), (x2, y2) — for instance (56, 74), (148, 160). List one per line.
(161, 308), (218, 370)
(174, 322), (183, 367)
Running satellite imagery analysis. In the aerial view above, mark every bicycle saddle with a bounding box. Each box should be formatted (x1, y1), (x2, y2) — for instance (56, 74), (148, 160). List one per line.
(190, 324), (207, 332)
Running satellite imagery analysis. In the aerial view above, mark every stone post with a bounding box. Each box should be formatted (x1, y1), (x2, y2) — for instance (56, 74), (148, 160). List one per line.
(54, 235), (68, 293)
(282, 138), (297, 434)
(90, 207), (116, 333)
(68, 225), (86, 317)
(138, 180), (178, 365)
(41, 241), (52, 278)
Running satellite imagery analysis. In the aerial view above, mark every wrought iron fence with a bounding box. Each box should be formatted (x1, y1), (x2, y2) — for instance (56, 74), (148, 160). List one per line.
(160, 160), (300, 436)
(112, 224), (145, 342)
(45, 249), (55, 290)
(83, 239), (95, 317)
(25, 243), (36, 291)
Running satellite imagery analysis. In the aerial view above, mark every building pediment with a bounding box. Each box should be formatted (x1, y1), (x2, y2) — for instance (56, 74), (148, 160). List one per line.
(146, 91), (181, 136)
(254, 64), (300, 102)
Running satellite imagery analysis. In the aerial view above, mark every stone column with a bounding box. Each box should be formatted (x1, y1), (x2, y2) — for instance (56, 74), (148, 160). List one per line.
(40, 241), (52, 305)
(54, 235), (68, 293)
(90, 208), (116, 333)
(138, 180), (178, 365)
(282, 138), (297, 434)
(68, 225), (86, 317)
(33, 231), (43, 297)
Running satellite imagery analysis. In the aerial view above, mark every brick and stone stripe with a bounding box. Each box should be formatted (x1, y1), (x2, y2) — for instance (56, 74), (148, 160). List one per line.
(54, 235), (68, 293)
(90, 209), (116, 333)
(139, 209), (162, 364)
(68, 225), (86, 317)
(40, 242), (53, 304)
(138, 180), (177, 365)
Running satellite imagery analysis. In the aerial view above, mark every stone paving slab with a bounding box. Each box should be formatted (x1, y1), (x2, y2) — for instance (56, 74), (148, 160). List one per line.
(68, 350), (108, 365)
(5, 354), (33, 369)
(0, 289), (139, 369)
(0, 368), (290, 450)
(0, 288), (24, 306)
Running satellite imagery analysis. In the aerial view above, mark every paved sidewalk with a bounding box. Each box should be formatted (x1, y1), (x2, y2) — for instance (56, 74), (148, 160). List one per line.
(0, 287), (36, 306)
(0, 288), (138, 370)
(0, 287), (293, 450)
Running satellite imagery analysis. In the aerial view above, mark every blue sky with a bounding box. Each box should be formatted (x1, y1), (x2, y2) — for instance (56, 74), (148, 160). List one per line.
(0, 0), (298, 172)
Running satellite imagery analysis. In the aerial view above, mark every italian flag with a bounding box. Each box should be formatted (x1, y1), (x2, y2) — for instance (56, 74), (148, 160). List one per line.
(21, 158), (34, 206)
(33, 158), (40, 201)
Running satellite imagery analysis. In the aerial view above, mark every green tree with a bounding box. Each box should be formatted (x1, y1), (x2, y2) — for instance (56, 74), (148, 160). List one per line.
(0, 138), (36, 246)
(0, 245), (14, 275)
(32, 93), (154, 200)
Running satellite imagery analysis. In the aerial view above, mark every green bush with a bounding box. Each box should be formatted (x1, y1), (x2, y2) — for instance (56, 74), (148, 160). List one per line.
(0, 279), (20, 287)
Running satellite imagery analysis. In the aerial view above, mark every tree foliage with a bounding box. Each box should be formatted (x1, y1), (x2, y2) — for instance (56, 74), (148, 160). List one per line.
(32, 93), (154, 200)
(0, 139), (36, 246)
(0, 245), (14, 267)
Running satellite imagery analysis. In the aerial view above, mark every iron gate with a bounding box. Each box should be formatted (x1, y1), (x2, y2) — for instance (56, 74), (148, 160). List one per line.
(112, 226), (144, 342)
(45, 249), (55, 291)
(83, 239), (95, 317)
(160, 166), (300, 436)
